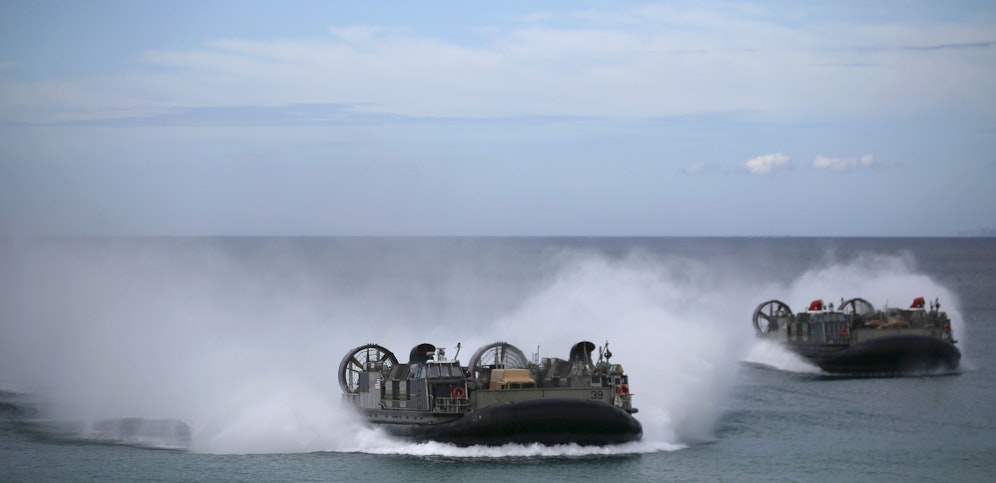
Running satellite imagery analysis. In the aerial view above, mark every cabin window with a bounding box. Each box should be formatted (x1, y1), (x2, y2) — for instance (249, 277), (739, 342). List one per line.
(428, 365), (440, 378)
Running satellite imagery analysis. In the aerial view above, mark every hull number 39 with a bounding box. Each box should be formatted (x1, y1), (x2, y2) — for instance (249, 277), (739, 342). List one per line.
(590, 390), (605, 400)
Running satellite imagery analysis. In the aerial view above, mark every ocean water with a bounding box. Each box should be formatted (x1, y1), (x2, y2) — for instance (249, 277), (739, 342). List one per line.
(1, 237), (994, 481)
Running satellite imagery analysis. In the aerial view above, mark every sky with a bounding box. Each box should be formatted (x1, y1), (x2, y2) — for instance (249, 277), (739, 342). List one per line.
(1, 0), (994, 236)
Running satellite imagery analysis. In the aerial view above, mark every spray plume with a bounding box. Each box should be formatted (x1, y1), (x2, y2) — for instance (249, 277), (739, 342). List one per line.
(0, 240), (962, 454)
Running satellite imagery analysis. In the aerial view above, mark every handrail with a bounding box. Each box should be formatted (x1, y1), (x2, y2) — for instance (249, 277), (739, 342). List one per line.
(431, 396), (472, 413)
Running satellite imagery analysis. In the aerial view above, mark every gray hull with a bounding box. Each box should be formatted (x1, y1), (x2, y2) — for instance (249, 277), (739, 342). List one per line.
(377, 398), (643, 446)
(793, 335), (961, 374)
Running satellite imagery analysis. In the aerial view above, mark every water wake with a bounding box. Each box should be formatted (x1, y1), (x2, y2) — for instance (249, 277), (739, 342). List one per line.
(349, 438), (681, 457)
(0, 239), (963, 455)
(741, 251), (964, 373)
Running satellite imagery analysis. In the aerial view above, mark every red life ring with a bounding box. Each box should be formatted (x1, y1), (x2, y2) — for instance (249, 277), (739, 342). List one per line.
(451, 386), (466, 399)
(616, 384), (629, 395)
(840, 327), (849, 337)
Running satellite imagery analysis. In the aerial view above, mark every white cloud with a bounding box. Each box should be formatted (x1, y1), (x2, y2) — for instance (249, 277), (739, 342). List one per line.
(812, 154), (877, 171)
(682, 162), (726, 175)
(745, 152), (790, 175)
(684, 162), (708, 175)
(2, 4), (995, 124)
(328, 25), (383, 44)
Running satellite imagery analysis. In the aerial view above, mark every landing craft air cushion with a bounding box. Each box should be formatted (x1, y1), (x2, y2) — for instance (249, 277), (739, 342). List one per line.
(752, 297), (960, 374)
(339, 340), (642, 446)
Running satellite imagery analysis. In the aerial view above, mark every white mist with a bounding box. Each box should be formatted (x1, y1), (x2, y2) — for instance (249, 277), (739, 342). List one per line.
(0, 240), (963, 455)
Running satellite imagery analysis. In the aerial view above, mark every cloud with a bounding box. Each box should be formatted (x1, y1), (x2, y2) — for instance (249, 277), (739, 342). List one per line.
(682, 162), (726, 175)
(900, 40), (996, 52)
(683, 162), (707, 175)
(812, 154), (877, 171)
(2, 4), (996, 125)
(328, 25), (383, 43)
(744, 152), (790, 175)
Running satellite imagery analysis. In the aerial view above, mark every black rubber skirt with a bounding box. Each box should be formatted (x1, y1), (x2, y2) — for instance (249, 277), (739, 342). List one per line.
(384, 398), (642, 446)
(799, 335), (961, 374)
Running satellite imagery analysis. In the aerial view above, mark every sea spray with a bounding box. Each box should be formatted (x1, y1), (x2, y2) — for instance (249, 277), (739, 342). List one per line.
(743, 250), (965, 371)
(0, 238), (964, 455)
(484, 250), (747, 446)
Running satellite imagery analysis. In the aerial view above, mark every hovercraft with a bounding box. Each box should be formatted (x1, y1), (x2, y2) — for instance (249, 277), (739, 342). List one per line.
(338, 340), (642, 445)
(752, 297), (960, 374)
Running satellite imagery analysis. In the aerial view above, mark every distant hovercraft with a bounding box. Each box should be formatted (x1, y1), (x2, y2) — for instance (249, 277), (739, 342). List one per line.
(752, 297), (960, 374)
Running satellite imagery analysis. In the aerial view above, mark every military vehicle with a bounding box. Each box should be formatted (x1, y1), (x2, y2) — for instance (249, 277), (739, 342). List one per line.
(338, 340), (642, 446)
(752, 297), (960, 374)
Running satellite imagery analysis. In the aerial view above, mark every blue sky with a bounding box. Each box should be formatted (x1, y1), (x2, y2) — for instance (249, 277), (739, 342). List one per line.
(1, 1), (994, 236)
